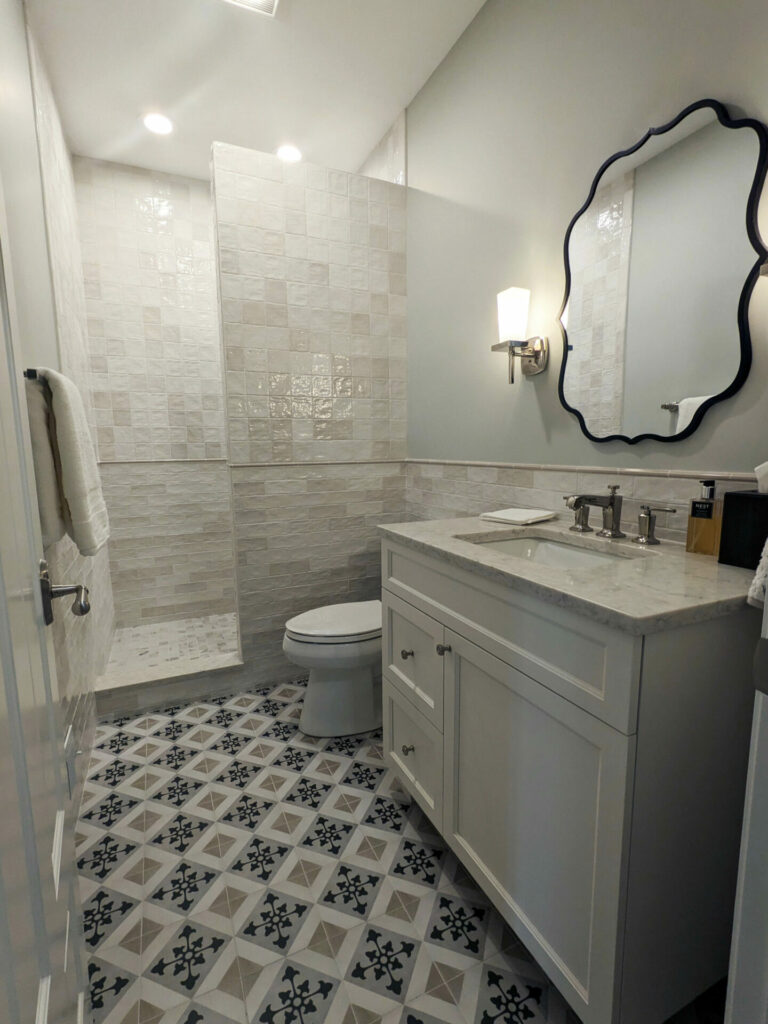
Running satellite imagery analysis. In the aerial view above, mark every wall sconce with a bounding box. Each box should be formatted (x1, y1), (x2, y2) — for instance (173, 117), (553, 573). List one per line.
(491, 286), (549, 383)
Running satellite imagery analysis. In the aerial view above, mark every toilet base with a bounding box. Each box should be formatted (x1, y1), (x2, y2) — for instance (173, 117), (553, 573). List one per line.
(300, 666), (382, 737)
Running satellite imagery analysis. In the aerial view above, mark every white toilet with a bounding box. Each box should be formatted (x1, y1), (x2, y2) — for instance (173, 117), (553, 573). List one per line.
(282, 600), (383, 737)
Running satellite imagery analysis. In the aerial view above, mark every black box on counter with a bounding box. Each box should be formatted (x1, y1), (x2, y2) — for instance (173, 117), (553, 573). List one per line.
(718, 490), (768, 570)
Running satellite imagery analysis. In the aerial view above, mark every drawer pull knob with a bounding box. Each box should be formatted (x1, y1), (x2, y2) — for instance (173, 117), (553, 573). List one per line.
(436, 643), (452, 656)
(401, 744), (415, 756)
(400, 649), (415, 660)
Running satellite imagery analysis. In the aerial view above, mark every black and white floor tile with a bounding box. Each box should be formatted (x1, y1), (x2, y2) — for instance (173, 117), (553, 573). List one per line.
(79, 681), (583, 1024)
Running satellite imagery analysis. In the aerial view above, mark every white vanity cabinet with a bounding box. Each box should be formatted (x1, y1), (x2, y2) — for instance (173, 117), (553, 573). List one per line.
(380, 536), (757, 1024)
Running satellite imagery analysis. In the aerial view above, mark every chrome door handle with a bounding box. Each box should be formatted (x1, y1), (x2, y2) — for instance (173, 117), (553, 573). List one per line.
(400, 649), (415, 660)
(39, 560), (90, 625)
(401, 744), (415, 756)
(436, 643), (452, 656)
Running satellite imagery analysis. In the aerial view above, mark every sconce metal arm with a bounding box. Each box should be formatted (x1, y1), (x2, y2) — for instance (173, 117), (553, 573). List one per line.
(491, 337), (549, 383)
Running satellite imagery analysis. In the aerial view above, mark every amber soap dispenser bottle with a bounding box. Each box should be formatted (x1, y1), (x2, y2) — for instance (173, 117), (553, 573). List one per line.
(686, 479), (722, 555)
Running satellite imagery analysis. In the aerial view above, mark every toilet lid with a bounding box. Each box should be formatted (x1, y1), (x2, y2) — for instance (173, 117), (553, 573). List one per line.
(285, 600), (382, 643)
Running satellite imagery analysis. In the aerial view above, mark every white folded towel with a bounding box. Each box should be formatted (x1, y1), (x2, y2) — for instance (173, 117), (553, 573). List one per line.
(25, 379), (66, 548)
(676, 396), (712, 433)
(480, 508), (557, 526)
(34, 368), (109, 556)
(748, 537), (768, 608)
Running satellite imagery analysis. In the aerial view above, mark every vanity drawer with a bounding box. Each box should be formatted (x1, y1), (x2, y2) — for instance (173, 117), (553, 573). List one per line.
(382, 539), (643, 734)
(383, 677), (443, 831)
(383, 591), (445, 730)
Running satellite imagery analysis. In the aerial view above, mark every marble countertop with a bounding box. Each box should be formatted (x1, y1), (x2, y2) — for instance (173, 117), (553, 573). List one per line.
(378, 516), (757, 635)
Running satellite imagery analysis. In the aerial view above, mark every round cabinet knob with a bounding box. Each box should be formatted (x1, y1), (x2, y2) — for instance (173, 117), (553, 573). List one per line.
(401, 744), (415, 756)
(436, 643), (452, 656)
(400, 649), (415, 660)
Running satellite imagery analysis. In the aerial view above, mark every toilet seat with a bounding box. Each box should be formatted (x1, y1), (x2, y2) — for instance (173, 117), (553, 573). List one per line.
(285, 600), (382, 645)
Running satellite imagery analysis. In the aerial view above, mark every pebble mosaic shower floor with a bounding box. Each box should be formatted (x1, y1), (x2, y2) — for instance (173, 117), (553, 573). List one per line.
(78, 680), (582, 1024)
(97, 615), (241, 691)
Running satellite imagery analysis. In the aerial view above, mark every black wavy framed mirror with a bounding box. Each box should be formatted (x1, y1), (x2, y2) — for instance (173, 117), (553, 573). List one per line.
(558, 98), (768, 444)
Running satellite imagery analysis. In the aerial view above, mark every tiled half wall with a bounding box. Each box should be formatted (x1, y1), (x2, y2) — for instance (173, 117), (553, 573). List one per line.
(232, 461), (406, 685)
(405, 460), (756, 543)
(100, 461), (236, 628)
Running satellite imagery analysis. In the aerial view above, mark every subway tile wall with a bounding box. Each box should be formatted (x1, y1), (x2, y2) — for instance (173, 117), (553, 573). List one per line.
(100, 462), (237, 627)
(405, 461), (755, 543)
(29, 37), (114, 748)
(74, 157), (225, 462)
(232, 461), (406, 683)
(212, 143), (407, 465)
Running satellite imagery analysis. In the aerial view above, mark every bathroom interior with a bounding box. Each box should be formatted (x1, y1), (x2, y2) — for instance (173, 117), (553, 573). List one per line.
(2, 0), (768, 1022)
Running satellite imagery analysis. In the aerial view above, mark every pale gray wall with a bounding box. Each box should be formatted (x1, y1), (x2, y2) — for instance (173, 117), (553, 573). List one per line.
(406, 0), (768, 472)
(0, 0), (59, 369)
(622, 122), (757, 436)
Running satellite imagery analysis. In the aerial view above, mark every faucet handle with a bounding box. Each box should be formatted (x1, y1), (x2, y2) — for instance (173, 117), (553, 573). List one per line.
(633, 505), (677, 546)
(608, 484), (620, 495)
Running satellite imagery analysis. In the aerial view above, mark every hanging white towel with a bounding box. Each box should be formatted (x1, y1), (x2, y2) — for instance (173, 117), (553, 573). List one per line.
(37, 367), (109, 556)
(25, 378), (66, 548)
(748, 537), (768, 609)
(676, 395), (712, 433)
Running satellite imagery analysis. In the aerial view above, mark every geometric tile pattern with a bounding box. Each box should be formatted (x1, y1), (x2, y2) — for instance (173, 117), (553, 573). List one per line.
(80, 681), (577, 1023)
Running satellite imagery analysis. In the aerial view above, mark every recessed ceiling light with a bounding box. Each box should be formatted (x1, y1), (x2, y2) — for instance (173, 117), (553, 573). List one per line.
(221, 0), (280, 14)
(276, 144), (302, 163)
(143, 112), (174, 135)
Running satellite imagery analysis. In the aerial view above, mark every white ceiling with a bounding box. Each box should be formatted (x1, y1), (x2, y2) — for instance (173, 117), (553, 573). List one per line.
(26, 0), (486, 181)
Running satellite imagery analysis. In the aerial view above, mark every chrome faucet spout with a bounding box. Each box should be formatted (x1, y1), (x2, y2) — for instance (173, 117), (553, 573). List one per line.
(563, 485), (625, 538)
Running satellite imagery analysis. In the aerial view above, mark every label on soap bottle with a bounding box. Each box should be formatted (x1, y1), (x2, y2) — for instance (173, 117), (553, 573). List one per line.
(690, 500), (714, 519)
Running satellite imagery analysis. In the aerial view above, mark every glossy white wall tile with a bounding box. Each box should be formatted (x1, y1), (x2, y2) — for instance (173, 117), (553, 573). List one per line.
(212, 142), (407, 465)
(74, 158), (225, 462)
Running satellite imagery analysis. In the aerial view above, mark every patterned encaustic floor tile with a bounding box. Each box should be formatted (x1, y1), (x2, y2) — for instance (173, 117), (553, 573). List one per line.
(80, 680), (582, 1024)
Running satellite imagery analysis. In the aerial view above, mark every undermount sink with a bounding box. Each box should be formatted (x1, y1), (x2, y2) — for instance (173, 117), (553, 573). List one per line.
(466, 535), (629, 569)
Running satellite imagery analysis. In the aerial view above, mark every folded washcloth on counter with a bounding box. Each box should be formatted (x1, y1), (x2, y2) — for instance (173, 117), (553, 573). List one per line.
(748, 536), (768, 608)
(25, 368), (109, 556)
(480, 508), (557, 526)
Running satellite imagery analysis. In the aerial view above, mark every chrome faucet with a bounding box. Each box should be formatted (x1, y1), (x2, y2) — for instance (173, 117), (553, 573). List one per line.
(563, 485), (626, 538)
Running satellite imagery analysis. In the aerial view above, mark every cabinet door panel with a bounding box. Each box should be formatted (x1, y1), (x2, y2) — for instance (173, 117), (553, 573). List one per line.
(383, 677), (443, 830)
(443, 631), (634, 1024)
(382, 591), (444, 729)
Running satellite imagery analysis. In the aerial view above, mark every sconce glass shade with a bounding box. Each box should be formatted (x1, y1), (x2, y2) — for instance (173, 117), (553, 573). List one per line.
(497, 287), (530, 342)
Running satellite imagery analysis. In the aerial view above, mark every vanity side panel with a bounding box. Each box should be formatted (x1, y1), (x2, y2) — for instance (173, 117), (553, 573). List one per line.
(382, 539), (643, 733)
(619, 608), (758, 1024)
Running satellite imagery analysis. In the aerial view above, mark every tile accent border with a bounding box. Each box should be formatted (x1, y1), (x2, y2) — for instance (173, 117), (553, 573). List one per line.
(406, 458), (756, 483)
